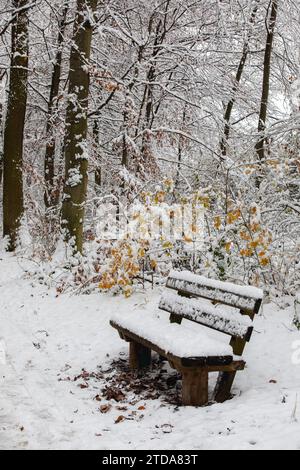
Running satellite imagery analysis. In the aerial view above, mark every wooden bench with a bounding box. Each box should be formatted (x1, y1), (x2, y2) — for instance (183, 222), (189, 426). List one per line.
(110, 271), (263, 406)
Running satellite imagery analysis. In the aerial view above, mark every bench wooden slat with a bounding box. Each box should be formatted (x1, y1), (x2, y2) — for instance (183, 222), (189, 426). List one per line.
(159, 292), (254, 341)
(110, 318), (233, 366)
(111, 320), (245, 371)
(111, 312), (234, 358)
(167, 271), (263, 313)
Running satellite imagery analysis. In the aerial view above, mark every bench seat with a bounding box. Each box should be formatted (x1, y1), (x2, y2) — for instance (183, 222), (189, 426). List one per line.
(110, 312), (245, 370)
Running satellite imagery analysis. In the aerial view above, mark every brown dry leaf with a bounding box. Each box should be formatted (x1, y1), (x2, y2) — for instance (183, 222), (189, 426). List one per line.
(115, 415), (126, 424)
(103, 386), (125, 402)
(78, 383), (89, 389)
(138, 405), (146, 411)
(100, 404), (112, 414)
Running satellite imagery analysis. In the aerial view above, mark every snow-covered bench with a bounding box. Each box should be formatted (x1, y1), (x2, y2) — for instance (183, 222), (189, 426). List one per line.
(110, 271), (263, 406)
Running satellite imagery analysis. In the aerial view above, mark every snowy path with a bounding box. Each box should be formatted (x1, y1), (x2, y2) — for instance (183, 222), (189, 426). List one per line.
(0, 263), (77, 448)
(0, 254), (300, 450)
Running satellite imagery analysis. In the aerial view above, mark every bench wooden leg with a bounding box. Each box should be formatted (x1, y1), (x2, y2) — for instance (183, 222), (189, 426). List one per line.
(181, 369), (208, 406)
(214, 334), (248, 403)
(214, 371), (236, 403)
(129, 341), (152, 369)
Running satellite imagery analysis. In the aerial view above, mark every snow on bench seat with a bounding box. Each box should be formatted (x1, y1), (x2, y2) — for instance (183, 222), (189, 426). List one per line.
(167, 271), (263, 312)
(159, 292), (253, 340)
(110, 311), (233, 359)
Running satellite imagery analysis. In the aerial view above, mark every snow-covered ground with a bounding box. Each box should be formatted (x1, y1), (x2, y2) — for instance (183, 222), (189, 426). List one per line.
(0, 253), (300, 450)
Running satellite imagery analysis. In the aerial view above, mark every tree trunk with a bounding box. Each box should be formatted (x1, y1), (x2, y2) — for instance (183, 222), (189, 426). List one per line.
(93, 120), (102, 190)
(0, 76), (4, 185)
(61, 0), (97, 254)
(139, 19), (164, 178)
(255, 0), (278, 168)
(175, 106), (187, 193)
(220, 1), (260, 159)
(44, 6), (68, 208)
(3, 0), (29, 251)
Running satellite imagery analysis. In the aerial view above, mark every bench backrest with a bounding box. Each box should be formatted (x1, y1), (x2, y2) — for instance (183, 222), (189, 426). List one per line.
(159, 271), (263, 346)
(166, 271), (263, 314)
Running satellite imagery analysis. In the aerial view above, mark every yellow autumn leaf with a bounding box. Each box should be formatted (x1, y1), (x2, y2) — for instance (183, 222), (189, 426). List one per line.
(240, 249), (254, 257)
(138, 248), (146, 258)
(240, 230), (250, 241)
(260, 257), (270, 266)
(250, 223), (260, 232)
(214, 216), (222, 230)
(150, 260), (157, 270)
(124, 286), (133, 298)
(163, 241), (173, 249)
(227, 209), (241, 225)
(224, 242), (232, 253)
(154, 191), (165, 203)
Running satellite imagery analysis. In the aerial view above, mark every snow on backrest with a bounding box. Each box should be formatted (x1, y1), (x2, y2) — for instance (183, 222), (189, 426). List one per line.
(159, 292), (253, 340)
(166, 271), (263, 313)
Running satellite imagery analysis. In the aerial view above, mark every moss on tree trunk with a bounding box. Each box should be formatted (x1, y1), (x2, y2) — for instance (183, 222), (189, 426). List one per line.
(61, 0), (98, 253)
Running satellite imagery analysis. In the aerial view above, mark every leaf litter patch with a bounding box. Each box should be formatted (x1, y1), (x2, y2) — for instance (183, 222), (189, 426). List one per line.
(67, 355), (182, 410)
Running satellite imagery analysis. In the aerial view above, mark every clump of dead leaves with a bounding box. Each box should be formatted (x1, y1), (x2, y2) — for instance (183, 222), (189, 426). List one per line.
(63, 356), (182, 424)
(97, 357), (182, 406)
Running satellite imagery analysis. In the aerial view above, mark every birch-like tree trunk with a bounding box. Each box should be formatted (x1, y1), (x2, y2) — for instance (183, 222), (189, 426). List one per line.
(61, 0), (97, 253)
(3, 0), (29, 251)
